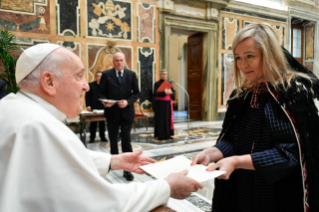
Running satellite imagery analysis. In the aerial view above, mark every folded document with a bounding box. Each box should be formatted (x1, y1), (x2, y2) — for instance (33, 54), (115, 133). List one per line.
(98, 98), (119, 103)
(140, 155), (225, 182)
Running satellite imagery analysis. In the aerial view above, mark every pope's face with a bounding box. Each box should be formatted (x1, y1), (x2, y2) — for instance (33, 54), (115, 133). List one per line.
(55, 50), (89, 119)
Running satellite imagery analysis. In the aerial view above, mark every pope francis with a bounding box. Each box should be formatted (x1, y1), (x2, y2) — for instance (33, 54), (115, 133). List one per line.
(0, 44), (203, 212)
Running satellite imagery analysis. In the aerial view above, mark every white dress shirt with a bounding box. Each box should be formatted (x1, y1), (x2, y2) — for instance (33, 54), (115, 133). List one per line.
(115, 69), (124, 78)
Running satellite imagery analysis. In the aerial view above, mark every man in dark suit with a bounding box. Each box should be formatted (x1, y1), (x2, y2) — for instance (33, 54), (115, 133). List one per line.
(100, 52), (140, 181)
(85, 71), (108, 143)
(0, 79), (6, 99)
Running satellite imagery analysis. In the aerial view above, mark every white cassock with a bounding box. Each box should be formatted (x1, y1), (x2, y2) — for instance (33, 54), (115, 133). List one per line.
(0, 91), (170, 212)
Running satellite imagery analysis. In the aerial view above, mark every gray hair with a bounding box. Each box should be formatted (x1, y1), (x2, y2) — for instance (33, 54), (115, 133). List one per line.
(18, 47), (74, 90)
(160, 69), (167, 73)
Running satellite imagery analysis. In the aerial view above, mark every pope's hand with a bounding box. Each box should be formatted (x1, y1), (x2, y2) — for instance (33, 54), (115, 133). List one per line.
(111, 150), (155, 174)
(165, 170), (203, 199)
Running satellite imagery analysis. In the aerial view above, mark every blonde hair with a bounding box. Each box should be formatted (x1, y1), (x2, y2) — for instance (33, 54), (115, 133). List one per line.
(232, 23), (306, 96)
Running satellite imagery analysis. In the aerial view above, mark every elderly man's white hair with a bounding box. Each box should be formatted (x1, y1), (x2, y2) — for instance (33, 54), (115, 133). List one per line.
(18, 46), (75, 90)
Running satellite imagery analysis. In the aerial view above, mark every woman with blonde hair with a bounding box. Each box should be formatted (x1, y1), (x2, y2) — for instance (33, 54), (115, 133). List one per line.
(192, 23), (319, 212)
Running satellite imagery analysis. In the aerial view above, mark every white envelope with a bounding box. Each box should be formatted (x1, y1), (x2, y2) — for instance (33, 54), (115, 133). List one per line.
(140, 155), (225, 182)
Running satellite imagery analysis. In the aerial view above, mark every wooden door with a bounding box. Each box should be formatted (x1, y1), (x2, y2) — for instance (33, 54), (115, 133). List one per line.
(187, 33), (203, 120)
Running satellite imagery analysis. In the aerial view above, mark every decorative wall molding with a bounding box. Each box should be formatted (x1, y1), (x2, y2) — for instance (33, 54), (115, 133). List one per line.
(164, 15), (217, 31)
(207, 8), (219, 18)
(174, 4), (206, 18)
(224, 0), (289, 22)
(158, 0), (175, 11)
(293, 0), (316, 6)
(206, 0), (229, 10)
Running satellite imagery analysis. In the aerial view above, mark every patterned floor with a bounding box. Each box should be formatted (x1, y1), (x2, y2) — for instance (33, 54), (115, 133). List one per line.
(132, 127), (221, 145)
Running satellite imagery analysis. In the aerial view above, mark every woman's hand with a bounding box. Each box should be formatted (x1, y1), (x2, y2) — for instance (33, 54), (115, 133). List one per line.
(207, 157), (238, 180)
(191, 147), (224, 166)
(207, 155), (254, 180)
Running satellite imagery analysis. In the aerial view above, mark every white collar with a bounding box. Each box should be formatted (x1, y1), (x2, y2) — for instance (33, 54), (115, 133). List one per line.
(18, 89), (67, 122)
(115, 69), (124, 76)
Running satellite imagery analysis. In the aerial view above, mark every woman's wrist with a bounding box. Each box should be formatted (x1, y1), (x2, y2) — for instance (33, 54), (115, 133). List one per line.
(232, 155), (254, 170)
(205, 147), (224, 161)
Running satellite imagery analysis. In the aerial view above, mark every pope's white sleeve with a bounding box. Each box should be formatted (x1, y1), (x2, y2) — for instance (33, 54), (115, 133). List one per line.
(86, 149), (111, 177)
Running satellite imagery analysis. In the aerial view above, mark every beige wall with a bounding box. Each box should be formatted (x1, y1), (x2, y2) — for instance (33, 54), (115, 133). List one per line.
(169, 34), (188, 111)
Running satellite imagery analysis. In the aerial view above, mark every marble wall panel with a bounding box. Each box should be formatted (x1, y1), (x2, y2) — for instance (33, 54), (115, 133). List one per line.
(12, 38), (50, 58)
(222, 9), (286, 23)
(138, 47), (155, 109)
(222, 18), (239, 50)
(87, 0), (132, 40)
(57, 41), (81, 57)
(242, 20), (256, 28)
(272, 26), (285, 46)
(305, 61), (314, 72)
(0, 0), (50, 33)
(88, 45), (132, 82)
(305, 25), (314, 60)
(56, 0), (80, 36)
(137, 3), (155, 43)
(221, 54), (234, 105)
(242, 21), (285, 46)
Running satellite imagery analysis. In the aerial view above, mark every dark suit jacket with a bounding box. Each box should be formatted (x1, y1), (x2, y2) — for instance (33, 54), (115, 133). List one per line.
(85, 81), (104, 110)
(0, 79), (6, 99)
(100, 68), (140, 121)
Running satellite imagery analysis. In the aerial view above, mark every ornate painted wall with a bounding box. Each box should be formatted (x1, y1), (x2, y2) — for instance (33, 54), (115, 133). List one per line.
(5, 0), (159, 111)
(3, 0), (318, 118)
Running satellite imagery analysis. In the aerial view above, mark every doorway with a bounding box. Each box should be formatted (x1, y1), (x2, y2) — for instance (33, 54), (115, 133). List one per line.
(169, 29), (205, 121)
(162, 15), (219, 121)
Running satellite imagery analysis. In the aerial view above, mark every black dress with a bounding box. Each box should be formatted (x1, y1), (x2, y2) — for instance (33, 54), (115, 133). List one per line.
(213, 91), (304, 212)
(153, 80), (175, 140)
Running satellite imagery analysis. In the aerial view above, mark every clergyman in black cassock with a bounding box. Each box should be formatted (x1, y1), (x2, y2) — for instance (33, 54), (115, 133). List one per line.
(153, 70), (175, 140)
